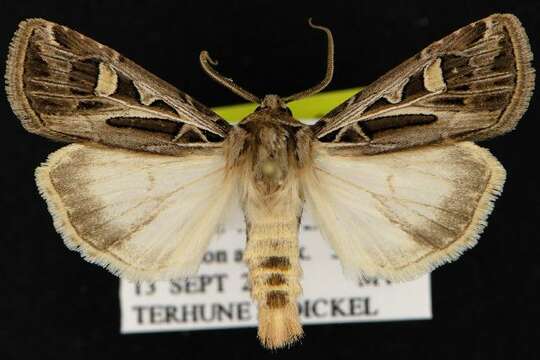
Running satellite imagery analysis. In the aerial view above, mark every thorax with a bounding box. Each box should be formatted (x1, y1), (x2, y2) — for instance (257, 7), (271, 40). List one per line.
(223, 95), (312, 217)
(239, 112), (304, 196)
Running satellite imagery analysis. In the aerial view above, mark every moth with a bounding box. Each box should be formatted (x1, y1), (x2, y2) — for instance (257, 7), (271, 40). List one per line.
(5, 14), (534, 349)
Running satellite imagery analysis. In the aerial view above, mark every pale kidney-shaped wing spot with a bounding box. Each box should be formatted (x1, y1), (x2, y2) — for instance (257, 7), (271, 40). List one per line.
(94, 62), (118, 96)
(423, 58), (446, 92)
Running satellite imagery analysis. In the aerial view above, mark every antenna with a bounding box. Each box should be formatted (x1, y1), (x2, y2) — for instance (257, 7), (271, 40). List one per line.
(283, 19), (334, 103)
(199, 51), (261, 103)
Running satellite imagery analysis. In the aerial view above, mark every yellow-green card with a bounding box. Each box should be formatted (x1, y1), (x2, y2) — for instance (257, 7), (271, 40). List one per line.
(212, 87), (361, 123)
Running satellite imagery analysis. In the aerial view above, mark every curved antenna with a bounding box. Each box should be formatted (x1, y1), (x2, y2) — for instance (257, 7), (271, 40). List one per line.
(199, 51), (261, 103)
(284, 19), (335, 103)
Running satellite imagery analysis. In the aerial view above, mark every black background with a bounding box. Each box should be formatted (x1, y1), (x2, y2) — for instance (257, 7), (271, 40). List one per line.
(1, 1), (539, 359)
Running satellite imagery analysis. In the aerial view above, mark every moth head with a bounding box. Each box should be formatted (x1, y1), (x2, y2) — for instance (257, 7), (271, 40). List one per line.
(238, 94), (297, 127)
(258, 95), (291, 114)
(249, 94), (301, 127)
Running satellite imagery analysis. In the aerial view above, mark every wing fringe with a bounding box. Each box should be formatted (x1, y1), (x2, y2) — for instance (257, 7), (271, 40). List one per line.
(5, 19), (58, 138)
(483, 14), (535, 139)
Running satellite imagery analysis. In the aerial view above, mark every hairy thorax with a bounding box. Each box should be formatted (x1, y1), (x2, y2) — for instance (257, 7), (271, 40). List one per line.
(235, 96), (310, 199)
(246, 121), (292, 194)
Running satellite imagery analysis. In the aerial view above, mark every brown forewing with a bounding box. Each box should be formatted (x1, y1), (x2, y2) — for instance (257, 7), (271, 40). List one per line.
(5, 18), (231, 155)
(313, 14), (535, 154)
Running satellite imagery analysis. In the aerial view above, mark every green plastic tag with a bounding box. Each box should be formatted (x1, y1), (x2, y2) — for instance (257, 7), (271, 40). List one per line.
(211, 87), (361, 123)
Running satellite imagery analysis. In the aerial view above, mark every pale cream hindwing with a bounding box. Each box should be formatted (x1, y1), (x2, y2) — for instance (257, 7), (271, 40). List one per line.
(36, 143), (238, 280)
(302, 142), (505, 281)
(313, 14), (534, 154)
(5, 18), (231, 155)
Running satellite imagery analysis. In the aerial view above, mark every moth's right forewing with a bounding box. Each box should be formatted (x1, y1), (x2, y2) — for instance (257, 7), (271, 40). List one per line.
(6, 18), (231, 155)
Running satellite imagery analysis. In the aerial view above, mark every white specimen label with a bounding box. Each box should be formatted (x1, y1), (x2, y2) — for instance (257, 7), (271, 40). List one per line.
(120, 209), (432, 333)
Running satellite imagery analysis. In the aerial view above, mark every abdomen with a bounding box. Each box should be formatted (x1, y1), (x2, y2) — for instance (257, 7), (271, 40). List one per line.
(242, 178), (304, 349)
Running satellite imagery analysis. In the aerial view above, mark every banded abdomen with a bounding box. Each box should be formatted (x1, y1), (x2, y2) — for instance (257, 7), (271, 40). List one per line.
(241, 172), (304, 349)
(243, 219), (303, 348)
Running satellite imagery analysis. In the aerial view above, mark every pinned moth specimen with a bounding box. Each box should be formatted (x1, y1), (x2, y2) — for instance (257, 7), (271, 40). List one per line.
(5, 14), (534, 349)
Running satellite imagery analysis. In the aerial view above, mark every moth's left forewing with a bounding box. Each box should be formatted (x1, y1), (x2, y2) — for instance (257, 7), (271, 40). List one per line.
(313, 14), (534, 154)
